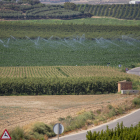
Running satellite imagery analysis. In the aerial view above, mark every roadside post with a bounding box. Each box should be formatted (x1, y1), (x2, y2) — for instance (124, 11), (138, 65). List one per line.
(125, 68), (129, 72)
(118, 64), (121, 68)
(58, 123), (59, 140)
(107, 63), (110, 66)
(53, 123), (64, 140)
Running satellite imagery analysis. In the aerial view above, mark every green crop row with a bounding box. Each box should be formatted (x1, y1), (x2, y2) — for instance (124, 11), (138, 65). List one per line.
(77, 4), (140, 20)
(1, 3), (140, 20)
(2, 22), (138, 32)
(86, 122), (140, 140)
(0, 77), (131, 95)
(0, 3), (45, 11)
(0, 21), (140, 39)
(0, 3), (89, 20)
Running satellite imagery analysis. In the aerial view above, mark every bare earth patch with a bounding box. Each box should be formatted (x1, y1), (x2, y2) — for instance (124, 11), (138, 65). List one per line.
(0, 94), (137, 133)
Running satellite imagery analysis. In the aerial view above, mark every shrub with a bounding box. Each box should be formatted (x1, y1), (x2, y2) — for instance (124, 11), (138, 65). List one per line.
(58, 117), (65, 121)
(133, 97), (140, 106)
(107, 104), (113, 110)
(118, 106), (124, 114)
(86, 122), (140, 140)
(29, 122), (56, 139)
(64, 111), (95, 132)
(9, 126), (28, 140)
(96, 109), (101, 115)
(64, 2), (77, 10)
(107, 108), (116, 118)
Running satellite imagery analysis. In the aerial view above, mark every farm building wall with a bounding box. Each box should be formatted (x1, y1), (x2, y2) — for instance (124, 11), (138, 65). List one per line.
(118, 80), (132, 92)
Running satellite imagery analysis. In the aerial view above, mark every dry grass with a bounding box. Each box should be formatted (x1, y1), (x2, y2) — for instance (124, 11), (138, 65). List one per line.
(0, 94), (138, 134)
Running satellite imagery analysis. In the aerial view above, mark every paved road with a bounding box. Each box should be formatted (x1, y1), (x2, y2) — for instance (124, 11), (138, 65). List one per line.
(49, 109), (140, 140)
(127, 67), (140, 76)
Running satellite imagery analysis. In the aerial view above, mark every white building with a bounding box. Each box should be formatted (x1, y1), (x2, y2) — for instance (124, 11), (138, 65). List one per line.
(129, 1), (140, 4)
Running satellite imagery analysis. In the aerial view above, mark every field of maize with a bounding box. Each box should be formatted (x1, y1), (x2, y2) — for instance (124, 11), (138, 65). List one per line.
(0, 65), (138, 78)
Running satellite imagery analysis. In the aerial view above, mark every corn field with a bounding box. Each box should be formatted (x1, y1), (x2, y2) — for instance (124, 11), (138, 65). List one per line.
(0, 66), (65, 78)
(0, 66), (140, 95)
(0, 65), (138, 79)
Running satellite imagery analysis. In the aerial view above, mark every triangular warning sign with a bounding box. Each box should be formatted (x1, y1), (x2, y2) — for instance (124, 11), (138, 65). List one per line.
(0, 129), (12, 139)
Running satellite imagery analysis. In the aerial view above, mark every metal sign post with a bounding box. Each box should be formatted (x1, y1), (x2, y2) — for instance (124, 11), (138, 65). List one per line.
(107, 63), (110, 66)
(125, 68), (129, 72)
(53, 123), (64, 140)
(58, 123), (59, 140)
(118, 64), (121, 68)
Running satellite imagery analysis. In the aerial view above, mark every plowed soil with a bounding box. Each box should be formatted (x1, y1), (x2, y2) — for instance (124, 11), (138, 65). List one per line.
(0, 94), (136, 133)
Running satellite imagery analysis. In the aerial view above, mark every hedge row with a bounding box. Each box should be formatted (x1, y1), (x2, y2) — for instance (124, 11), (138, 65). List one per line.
(86, 122), (140, 140)
(0, 77), (131, 95)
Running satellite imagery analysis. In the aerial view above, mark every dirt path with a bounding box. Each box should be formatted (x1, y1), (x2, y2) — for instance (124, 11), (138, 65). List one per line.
(0, 94), (136, 132)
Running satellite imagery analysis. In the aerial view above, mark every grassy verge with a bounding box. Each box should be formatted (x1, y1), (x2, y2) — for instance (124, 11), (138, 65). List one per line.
(2, 94), (140, 140)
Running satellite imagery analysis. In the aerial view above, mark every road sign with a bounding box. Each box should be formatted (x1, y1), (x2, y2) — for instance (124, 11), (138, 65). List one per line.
(125, 68), (129, 72)
(118, 64), (122, 67)
(107, 63), (110, 66)
(53, 123), (64, 140)
(53, 123), (64, 135)
(0, 129), (12, 139)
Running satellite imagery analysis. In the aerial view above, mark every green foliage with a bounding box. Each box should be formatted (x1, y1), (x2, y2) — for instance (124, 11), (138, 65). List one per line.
(11, 17), (140, 26)
(64, 2), (77, 10)
(96, 109), (101, 114)
(0, 77), (131, 95)
(0, 3), (89, 20)
(117, 106), (124, 114)
(29, 122), (56, 139)
(77, 4), (140, 20)
(0, 35), (140, 67)
(63, 111), (95, 132)
(28, 0), (40, 5)
(8, 123), (56, 140)
(129, 64), (136, 68)
(133, 97), (140, 107)
(17, 0), (40, 5)
(0, 21), (140, 40)
(2, 3), (140, 20)
(107, 104), (113, 110)
(86, 122), (140, 140)
(58, 117), (65, 121)
(9, 126), (28, 140)
(107, 108), (117, 118)
(2, 0), (16, 2)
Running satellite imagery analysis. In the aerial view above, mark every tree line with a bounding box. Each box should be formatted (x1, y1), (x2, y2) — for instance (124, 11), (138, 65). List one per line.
(1, 0), (40, 5)
(0, 77), (131, 95)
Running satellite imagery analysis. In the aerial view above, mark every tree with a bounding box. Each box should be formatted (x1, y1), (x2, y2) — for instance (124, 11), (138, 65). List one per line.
(64, 2), (77, 10)
(28, 0), (40, 5)
(2, 0), (16, 2)
(17, 0), (40, 5)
